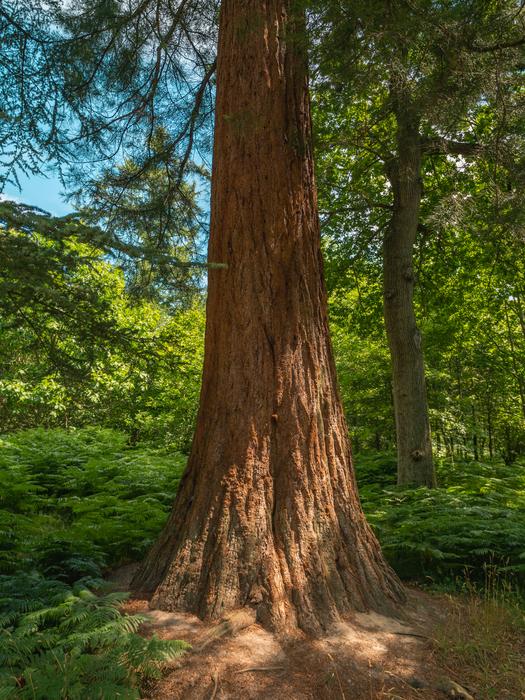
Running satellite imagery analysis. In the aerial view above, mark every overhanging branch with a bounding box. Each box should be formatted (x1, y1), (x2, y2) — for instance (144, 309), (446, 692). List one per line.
(466, 36), (525, 53)
(421, 137), (480, 158)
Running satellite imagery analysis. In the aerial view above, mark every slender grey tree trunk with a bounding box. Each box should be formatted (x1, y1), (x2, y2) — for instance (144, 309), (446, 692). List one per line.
(383, 103), (436, 487)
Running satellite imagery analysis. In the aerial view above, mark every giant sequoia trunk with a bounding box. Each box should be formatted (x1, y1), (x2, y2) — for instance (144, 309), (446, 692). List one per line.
(384, 103), (436, 487)
(132, 0), (405, 635)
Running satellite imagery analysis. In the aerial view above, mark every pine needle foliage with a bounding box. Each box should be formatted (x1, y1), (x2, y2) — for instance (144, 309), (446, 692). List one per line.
(0, 574), (189, 699)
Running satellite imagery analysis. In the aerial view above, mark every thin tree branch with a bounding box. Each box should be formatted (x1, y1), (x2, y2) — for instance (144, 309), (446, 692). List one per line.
(421, 138), (480, 157)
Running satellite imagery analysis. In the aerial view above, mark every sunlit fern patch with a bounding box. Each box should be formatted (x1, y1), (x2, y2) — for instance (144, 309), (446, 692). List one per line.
(0, 574), (189, 700)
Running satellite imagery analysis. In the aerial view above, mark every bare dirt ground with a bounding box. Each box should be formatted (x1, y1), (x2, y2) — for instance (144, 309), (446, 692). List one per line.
(109, 566), (475, 700)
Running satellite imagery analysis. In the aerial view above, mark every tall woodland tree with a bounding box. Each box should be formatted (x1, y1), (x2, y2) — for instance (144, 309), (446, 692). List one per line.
(313, 0), (525, 486)
(131, 0), (405, 634)
(2, 0), (406, 632)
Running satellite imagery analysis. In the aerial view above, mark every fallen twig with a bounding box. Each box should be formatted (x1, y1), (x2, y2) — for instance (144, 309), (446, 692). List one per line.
(384, 670), (425, 694)
(235, 665), (285, 674)
(209, 670), (219, 700)
(326, 651), (346, 700)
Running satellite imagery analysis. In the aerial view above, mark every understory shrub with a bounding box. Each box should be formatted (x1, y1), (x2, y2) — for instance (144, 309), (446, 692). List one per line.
(2, 428), (524, 698)
(3, 430), (524, 589)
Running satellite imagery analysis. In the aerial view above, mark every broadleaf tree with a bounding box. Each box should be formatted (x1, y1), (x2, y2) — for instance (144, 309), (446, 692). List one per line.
(312, 0), (525, 485)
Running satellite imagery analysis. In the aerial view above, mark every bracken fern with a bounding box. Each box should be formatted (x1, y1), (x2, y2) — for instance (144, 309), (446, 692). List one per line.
(357, 453), (525, 585)
(0, 574), (189, 700)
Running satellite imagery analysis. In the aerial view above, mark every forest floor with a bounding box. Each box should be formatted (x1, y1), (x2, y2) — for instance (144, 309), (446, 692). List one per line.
(108, 565), (498, 700)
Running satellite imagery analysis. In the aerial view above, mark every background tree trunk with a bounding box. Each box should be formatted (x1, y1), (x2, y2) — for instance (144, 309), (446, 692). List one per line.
(132, 0), (405, 635)
(384, 102), (436, 487)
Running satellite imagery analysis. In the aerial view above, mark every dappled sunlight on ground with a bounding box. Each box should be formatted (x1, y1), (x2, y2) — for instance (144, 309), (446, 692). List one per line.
(115, 583), (466, 699)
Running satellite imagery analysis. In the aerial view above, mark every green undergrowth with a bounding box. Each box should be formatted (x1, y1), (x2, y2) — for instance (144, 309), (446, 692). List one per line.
(2, 428), (525, 698)
(3, 429), (524, 590)
(0, 428), (188, 699)
(0, 573), (188, 699)
(356, 452), (525, 588)
(0, 427), (186, 580)
(433, 570), (525, 699)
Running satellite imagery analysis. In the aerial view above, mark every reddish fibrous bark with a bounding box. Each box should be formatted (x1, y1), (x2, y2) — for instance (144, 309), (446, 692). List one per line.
(132, 0), (405, 635)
